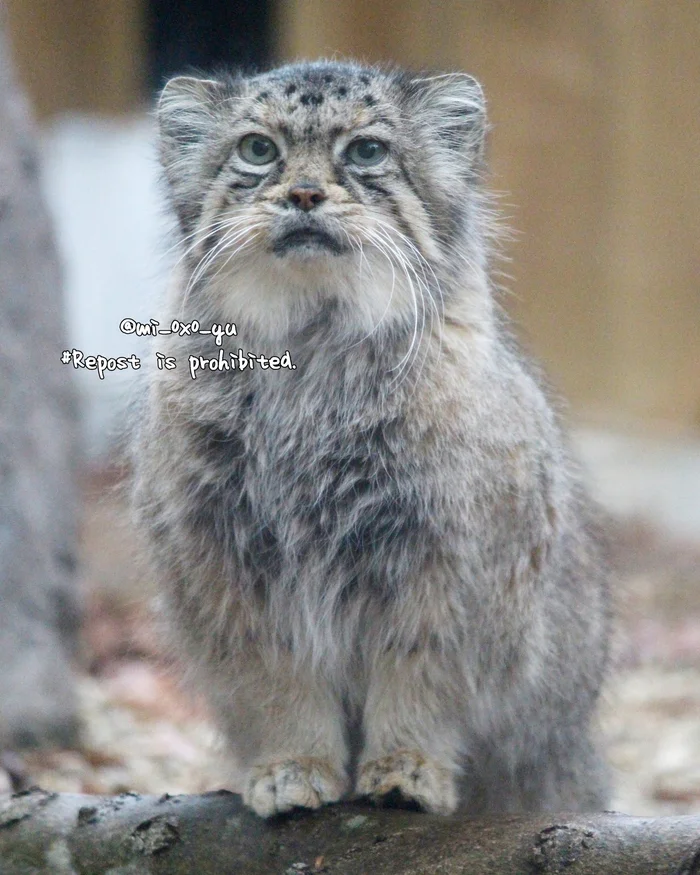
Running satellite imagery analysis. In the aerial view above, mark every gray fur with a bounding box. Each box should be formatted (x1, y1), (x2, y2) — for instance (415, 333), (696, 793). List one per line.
(130, 60), (610, 817)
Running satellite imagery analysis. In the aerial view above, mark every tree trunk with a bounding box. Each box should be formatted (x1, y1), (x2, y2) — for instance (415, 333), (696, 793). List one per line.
(0, 10), (81, 749)
(1, 789), (699, 874)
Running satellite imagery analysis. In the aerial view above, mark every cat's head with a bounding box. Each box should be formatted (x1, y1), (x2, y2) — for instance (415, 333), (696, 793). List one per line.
(157, 61), (488, 336)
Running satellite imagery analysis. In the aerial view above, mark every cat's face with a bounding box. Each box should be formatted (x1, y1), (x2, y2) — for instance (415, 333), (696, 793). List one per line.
(157, 62), (487, 335)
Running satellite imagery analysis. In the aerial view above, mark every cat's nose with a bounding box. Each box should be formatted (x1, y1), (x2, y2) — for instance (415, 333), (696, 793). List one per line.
(287, 184), (327, 211)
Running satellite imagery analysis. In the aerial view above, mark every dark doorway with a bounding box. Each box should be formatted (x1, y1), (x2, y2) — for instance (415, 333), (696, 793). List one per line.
(147, 0), (272, 92)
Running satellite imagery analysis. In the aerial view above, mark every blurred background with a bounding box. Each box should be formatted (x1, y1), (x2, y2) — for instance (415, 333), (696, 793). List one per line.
(1, 0), (698, 815)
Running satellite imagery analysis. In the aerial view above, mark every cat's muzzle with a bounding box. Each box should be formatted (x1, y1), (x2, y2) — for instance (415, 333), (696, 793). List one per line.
(269, 216), (350, 258)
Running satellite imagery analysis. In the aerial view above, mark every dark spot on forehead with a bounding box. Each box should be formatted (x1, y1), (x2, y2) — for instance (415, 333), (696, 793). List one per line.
(363, 94), (377, 107)
(300, 92), (324, 107)
(336, 86), (348, 98)
(359, 75), (371, 85)
(256, 91), (269, 102)
(323, 74), (334, 83)
(284, 83), (297, 96)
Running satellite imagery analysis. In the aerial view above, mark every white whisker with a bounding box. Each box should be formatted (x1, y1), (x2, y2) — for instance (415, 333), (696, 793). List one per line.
(337, 228), (398, 357)
(369, 225), (429, 389)
(370, 219), (446, 387)
(178, 220), (264, 317)
(166, 214), (255, 265)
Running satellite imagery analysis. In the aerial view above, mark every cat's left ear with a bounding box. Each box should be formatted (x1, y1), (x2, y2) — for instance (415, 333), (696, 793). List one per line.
(408, 73), (487, 171)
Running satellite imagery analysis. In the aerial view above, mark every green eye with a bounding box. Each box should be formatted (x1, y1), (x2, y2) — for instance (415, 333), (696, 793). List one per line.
(238, 134), (278, 165)
(346, 138), (388, 167)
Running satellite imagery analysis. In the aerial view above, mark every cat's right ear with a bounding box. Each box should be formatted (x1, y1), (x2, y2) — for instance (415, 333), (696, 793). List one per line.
(155, 75), (234, 234)
(156, 76), (227, 167)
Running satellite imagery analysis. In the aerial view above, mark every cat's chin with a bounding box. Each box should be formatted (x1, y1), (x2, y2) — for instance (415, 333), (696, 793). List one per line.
(267, 212), (352, 260)
(271, 227), (349, 258)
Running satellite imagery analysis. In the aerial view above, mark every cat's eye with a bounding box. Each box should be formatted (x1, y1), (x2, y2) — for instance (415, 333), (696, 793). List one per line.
(346, 138), (388, 167)
(238, 134), (278, 165)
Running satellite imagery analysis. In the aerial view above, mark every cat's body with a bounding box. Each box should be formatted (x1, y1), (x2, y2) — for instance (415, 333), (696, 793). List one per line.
(131, 61), (610, 817)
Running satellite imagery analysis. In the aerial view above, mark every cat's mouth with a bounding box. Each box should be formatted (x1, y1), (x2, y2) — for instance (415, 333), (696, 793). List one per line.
(270, 223), (349, 257)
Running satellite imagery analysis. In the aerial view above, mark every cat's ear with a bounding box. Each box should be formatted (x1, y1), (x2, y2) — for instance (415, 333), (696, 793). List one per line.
(408, 73), (487, 172)
(155, 75), (238, 234)
(156, 76), (229, 165)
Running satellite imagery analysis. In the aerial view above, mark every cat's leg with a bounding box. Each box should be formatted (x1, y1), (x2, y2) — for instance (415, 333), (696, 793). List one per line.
(460, 722), (610, 814)
(209, 649), (349, 818)
(356, 650), (464, 815)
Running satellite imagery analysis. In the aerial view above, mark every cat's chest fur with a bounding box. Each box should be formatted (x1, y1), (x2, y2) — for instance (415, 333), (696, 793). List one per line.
(186, 339), (441, 599)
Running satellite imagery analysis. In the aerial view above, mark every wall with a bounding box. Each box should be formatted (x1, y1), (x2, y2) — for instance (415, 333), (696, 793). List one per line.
(4, 0), (698, 431)
(277, 1), (700, 432)
(4, 0), (144, 116)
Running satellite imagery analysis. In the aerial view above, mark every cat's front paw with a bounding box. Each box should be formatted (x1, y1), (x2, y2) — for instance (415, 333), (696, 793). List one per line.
(244, 757), (347, 818)
(356, 749), (458, 815)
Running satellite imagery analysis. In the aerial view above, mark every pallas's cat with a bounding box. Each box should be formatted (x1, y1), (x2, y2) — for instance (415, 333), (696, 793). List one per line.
(130, 61), (610, 818)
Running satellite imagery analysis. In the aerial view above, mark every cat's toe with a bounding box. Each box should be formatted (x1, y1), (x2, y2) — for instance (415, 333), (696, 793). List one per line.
(244, 757), (347, 818)
(356, 749), (457, 815)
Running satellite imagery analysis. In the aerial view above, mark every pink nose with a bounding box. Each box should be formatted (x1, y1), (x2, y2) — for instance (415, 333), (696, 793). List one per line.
(287, 185), (327, 211)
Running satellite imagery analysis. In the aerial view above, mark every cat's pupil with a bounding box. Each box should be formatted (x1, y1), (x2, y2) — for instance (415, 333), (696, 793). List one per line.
(252, 140), (269, 157)
(358, 142), (378, 160)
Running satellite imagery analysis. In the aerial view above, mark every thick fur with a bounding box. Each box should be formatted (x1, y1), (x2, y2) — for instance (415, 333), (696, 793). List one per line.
(130, 61), (610, 817)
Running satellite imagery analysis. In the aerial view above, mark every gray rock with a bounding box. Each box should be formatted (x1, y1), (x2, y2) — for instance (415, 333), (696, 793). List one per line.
(0, 21), (81, 747)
